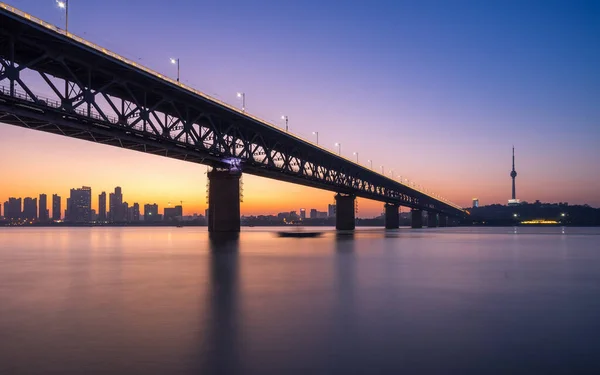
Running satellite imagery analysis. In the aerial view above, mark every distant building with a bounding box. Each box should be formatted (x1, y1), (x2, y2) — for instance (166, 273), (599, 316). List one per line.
(300, 208), (306, 220)
(22, 197), (37, 220)
(310, 209), (318, 219)
(317, 211), (328, 219)
(144, 203), (160, 222)
(98, 192), (107, 222)
(52, 194), (61, 221)
(164, 205), (183, 221)
(68, 186), (92, 223)
(109, 187), (125, 222)
(472, 198), (479, 208)
(128, 203), (140, 222)
(39, 194), (49, 222)
(328, 204), (336, 218)
(3, 198), (22, 220)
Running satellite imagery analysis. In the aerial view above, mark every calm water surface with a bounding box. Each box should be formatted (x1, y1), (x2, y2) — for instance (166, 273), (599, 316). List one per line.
(1, 226), (599, 374)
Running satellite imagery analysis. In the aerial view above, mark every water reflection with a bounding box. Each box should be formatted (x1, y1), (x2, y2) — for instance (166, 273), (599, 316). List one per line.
(330, 231), (358, 373)
(199, 235), (240, 373)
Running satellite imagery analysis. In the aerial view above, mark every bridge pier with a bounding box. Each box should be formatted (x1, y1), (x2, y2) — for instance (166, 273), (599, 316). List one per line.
(411, 209), (423, 229)
(384, 203), (400, 229)
(438, 215), (447, 227)
(207, 169), (241, 233)
(335, 193), (355, 230)
(427, 212), (437, 228)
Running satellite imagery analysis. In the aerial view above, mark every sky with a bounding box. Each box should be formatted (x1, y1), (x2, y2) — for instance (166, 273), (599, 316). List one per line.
(1, 0), (599, 217)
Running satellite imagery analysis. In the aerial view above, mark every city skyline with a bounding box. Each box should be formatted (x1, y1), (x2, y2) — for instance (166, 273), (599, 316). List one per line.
(1, 184), (346, 221)
(0, 0), (598, 217)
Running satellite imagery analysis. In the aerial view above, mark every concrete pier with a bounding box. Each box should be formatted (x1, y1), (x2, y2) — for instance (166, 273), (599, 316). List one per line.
(384, 203), (400, 229)
(411, 209), (423, 229)
(335, 193), (356, 230)
(427, 212), (437, 228)
(207, 169), (241, 233)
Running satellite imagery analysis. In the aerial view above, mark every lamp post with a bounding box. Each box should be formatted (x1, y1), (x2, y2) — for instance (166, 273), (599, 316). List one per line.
(237, 92), (245, 112)
(281, 115), (288, 132)
(390, 169), (394, 179)
(170, 58), (180, 82)
(368, 159), (372, 169)
(380, 165), (384, 174)
(312, 131), (319, 145)
(56, 0), (69, 33)
(335, 142), (341, 156)
(353, 152), (359, 163)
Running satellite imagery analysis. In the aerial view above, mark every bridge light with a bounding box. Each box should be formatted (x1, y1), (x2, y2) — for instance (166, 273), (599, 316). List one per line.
(312, 131), (319, 145)
(335, 142), (341, 156)
(353, 152), (359, 163)
(170, 58), (180, 82)
(56, 0), (68, 32)
(281, 115), (288, 132)
(367, 160), (372, 169)
(237, 92), (245, 112)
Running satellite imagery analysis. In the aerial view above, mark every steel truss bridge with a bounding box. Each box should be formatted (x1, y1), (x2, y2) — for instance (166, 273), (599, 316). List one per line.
(0, 3), (464, 219)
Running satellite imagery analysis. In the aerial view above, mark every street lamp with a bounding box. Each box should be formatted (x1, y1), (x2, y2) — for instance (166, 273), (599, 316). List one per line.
(237, 92), (245, 112)
(170, 58), (180, 82)
(353, 152), (359, 163)
(56, 0), (69, 33)
(367, 159), (372, 169)
(312, 131), (319, 145)
(380, 165), (384, 174)
(390, 169), (394, 179)
(335, 142), (341, 155)
(281, 115), (288, 132)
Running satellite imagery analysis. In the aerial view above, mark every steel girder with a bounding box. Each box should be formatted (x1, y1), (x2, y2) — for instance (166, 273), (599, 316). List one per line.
(0, 8), (463, 217)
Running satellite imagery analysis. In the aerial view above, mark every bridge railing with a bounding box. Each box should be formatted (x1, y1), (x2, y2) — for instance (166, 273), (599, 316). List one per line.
(0, 2), (463, 211)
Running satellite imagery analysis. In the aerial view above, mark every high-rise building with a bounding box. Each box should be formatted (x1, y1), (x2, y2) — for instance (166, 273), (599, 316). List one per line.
(300, 208), (306, 220)
(508, 146), (520, 206)
(144, 203), (159, 222)
(3, 198), (22, 220)
(68, 186), (92, 223)
(39, 194), (49, 222)
(109, 187), (125, 222)
(22, 197), (38, 220)
(52, 194), (61, 220)
(328, 204), (336, 218)
(472, 198), (479, 208)
(310, 208), (318, 219)
(98, 192), (107, 222)
(164, 205), (183, 221)
(128, 203), (140, 222)
(65, 197), (71, 221)
(122, 201), (129, 222)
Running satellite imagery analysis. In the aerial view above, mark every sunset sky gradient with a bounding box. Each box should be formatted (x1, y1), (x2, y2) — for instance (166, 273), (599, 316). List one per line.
(1, 0), (599, 217)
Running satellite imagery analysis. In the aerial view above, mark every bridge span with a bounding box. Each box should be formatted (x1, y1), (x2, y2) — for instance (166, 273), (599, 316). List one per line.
(0, 3), (465, 232)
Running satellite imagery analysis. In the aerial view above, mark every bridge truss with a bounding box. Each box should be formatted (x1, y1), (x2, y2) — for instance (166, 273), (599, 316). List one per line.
(0, 4), (464, 217)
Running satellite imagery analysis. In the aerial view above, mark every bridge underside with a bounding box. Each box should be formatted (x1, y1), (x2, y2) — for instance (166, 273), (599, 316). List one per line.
(0, 6), (464, 225)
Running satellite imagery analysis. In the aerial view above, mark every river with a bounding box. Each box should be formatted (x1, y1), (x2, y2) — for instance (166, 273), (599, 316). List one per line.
(1, 226), (599, 374)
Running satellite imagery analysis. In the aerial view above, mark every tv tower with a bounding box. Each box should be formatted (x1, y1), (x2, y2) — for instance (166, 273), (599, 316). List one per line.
(509, 146), (519, 205)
